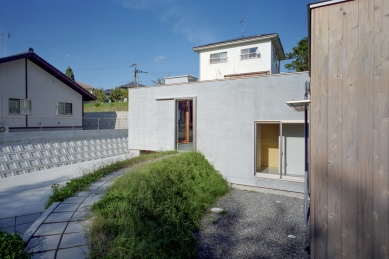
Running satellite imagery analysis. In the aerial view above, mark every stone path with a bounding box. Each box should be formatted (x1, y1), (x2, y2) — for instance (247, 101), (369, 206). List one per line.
(23, 168), (127, 259)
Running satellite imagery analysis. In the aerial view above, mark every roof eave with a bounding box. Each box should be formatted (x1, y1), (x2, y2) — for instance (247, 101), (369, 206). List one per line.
(0, 52), (96, 101)
(192, 34), (279, 52)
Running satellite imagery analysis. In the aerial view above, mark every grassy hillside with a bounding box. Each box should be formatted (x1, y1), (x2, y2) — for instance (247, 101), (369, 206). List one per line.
(84, 102), (128, 112)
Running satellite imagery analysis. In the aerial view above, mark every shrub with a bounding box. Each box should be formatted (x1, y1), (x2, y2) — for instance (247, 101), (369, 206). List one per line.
(88, 151), (229, 259)
(45, 151), (178, 208)
(0, 230), (30, 259)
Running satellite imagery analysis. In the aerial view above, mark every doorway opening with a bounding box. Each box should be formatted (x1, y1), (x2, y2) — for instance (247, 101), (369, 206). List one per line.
(176, 99), (193, 151)
(256, 123), (280, 175)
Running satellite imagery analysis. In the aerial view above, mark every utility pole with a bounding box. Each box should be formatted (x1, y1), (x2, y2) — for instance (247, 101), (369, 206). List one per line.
(131, 63), (147, 88)
(1, 32), (10, 57)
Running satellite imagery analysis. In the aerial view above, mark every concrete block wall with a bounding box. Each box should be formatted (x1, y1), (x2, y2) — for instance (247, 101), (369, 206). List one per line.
(0, 129), (129, 178)
(83, 111), (128, 130)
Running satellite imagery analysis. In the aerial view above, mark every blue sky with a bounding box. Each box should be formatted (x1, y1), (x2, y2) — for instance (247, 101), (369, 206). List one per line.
(1, 0), (312, 89)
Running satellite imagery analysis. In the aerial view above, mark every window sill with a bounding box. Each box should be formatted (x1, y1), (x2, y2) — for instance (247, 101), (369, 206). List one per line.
(255, 172), (304, 183)
(209, 61), (228, 64)
(55, 115), (73, 117)
(8, 113), (32, 116)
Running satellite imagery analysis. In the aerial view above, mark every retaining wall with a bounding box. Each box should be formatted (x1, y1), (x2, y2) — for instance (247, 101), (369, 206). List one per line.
(83, 111), (128, 130)
(0, 129), (129, 178)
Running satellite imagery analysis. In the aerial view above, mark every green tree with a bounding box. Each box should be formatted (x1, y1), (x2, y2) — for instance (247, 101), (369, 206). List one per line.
(284, 37), (308, 72)
(109, 87), (124, 102)
(65, 66), (75, 80)
(152, 78), (165, 85)
(92, 88), (106, 102)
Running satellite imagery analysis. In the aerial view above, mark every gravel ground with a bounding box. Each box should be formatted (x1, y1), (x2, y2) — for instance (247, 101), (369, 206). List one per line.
(197, 189), (310, 259)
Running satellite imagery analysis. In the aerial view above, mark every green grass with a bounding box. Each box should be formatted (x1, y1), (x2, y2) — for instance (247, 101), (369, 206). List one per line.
(45, 151), (178, 209)
(0, 230), (30, 259)
(87, 151), (229, 259)
(84, 102), (128, 112)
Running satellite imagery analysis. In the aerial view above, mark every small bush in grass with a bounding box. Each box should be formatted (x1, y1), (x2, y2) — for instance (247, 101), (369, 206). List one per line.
(88, 151), (229, 259)
(0, 230), (30, 259)
(45, 151), (178, 208)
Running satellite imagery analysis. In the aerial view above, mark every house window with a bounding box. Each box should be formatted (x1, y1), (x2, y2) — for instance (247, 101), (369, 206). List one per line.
(56, 102), (72, 115)
(241, 47), (259, 60)
(210, 52), (227, 63)
(9, 98), (31, 114)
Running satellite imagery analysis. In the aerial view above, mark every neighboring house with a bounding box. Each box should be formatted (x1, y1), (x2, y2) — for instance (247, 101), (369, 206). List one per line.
(76, 81), (94, 94)
(128, 71), (310, 195)
(118, 82), (144, 89)
(164, 75), (198, 84)
(193, 33), (285, 81)
(0, 48), (96, 131)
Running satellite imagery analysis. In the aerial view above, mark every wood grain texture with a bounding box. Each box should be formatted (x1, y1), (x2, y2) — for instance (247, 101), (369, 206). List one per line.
(357, 0), (375, 257)
(327, 4), (344, 258)
(311, 6), (329, 259)
(373, 0), (389, 257)
(341, 1), (359, 258)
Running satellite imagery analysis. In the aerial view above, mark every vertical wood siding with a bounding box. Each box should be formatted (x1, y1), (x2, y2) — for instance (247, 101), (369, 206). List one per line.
(310, 0), (389, 258)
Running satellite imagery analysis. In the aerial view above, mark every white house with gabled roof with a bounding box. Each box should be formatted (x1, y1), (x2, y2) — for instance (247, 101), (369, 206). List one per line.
(193, 33), (285, 81)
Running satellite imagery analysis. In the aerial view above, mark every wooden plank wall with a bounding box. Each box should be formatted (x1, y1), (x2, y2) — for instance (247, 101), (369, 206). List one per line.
(310, 0), (389, 258)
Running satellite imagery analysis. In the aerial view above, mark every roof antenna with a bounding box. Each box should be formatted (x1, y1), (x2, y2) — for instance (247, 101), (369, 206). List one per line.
(240, 18), (244, 37)
(0, 32), (10, 57)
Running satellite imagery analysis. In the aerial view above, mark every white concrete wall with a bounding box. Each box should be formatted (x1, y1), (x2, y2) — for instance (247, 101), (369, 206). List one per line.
(199, 41), (273, 81)
(271, 43), (280, 74)
(129, 72), (309, 193)
(0, 59), (83, 128)
(0, 60), (26, 127)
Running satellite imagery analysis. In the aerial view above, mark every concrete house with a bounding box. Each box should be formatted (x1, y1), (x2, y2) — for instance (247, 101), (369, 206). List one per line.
(193, 33), (286, 81)
(128, 32), (309, 195)
(0, 48), (95, 132)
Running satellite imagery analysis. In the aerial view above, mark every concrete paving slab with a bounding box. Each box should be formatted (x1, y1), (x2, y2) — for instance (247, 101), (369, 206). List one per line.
(27, 235), (61, 253)
(16, 212), (41, 225)
(1, 225), (14, 233)
(34, 222), (68, 236)
(64, 221), (85, 234)
(30, 250), (56, 259)
(75, 191), (91, 197)
(53, 203), (80, 213)
(63, 196), (86, 204)
(59, 232), (87, 249)
(83, 195), (102, 205)
(23, 202), (60, 243)
(44, 212), (73, 223)
(76, 203), (92, 212)
(15, 222), (32, 234)
(0, 217), (14, 228)
(56, 245), (89, 259)
(70, 211), (89, 222)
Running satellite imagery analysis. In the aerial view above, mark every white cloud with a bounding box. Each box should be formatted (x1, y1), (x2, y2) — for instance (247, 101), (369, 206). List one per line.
(116, 0), (216, 44)
(154, 56), (165, 62)
(64, 54), (70, 57)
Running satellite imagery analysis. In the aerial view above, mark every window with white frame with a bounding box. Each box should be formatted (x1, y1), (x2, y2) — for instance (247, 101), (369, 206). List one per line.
(9, 98), (31, 114)
(240, 47), (259, 60)
(210, 52), (227, 63)
(56, 102), (72, 115)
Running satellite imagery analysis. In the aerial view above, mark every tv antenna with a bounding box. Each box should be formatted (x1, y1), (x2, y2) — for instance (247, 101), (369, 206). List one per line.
(1, 32), (10, 57)
(131, 63), (148, 88)
(240, 18), (244, 37)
